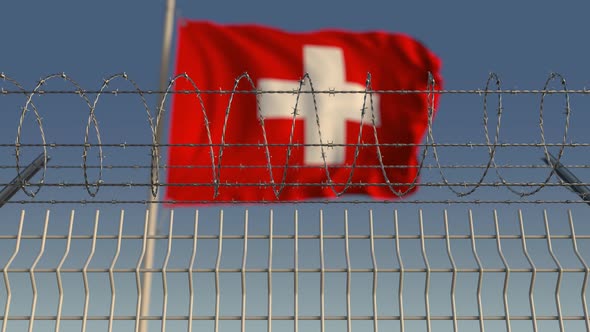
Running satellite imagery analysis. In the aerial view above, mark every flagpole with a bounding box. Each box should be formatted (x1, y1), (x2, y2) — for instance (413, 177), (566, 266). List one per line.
(140, 0), (176, 331)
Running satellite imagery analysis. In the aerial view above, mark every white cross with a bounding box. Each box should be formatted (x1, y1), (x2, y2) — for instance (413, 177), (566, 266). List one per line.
(257, 45), (381, 165)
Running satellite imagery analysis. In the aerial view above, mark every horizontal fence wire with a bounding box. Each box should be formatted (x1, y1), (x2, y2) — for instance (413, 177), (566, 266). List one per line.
(1, 72), (589, 204)
(0, 208), (590, 332)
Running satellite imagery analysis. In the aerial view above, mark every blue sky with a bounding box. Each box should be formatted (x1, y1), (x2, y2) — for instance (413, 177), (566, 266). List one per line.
(4, 0), (590, 85)
(2, 1), (590, 331)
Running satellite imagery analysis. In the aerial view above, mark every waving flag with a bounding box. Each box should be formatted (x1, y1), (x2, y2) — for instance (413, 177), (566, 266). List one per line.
(166, 21), (442, 202)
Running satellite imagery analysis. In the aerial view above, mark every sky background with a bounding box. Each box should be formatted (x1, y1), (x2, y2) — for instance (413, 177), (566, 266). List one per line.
(2, 0), (590, 331)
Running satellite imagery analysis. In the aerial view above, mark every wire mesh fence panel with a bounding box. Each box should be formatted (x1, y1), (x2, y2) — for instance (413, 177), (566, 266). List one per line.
(2, 74), (590, 331)
(1, 208), (590, 332)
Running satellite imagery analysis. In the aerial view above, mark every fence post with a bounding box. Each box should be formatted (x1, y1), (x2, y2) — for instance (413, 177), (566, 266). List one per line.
(140, 0), (176, 331)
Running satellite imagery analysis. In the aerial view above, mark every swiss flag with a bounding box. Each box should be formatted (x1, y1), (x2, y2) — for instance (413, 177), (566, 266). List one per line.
(166, 21), (442, 203)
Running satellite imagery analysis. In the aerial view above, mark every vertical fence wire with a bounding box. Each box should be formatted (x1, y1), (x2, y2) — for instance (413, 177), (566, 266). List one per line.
(54, 211), (74, 332)
(544, 210), (564, 332)
(28, 211), (49, 332)
(494, 210), (511, 332)
(188, 210), (198, 332)
(394, 210), (405, 332)
(369, 210), (378, 332)
(319, 210), (325, 332)
(135, 212), (149, 332)
(419, 211), (432, 332)
(469, 211), (485, 332)
(82, 211), (99, 332)
(444, 210), (458, 332)
(344, 210), (352, 332)
(161, 211), (174, 332)
(519, 210), (538, 332)
(293, 210), (299, 332)
(214, 211), (223, 332)
(108, 212), (124, 332)
(1, 211), (24, 332)
(268, 210), (273, 332)
(241, 211), (247, 332)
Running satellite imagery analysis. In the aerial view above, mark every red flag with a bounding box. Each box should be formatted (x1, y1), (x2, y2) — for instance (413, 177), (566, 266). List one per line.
(166, 21), (442, 203)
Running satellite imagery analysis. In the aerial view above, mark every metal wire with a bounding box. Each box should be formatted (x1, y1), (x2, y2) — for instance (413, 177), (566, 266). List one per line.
(54, 211), (73, 332)
(444, 211), (458, 332)
(369, 211), (378, 332)
(134, 211), (149, 332)
(81, 211), (99, 332)
(494, 210), (511, 332)
(1, 211), (23, 332)
(8, 199), (590, 205)
(189, 210), (198, 332)
(2, 72), (589, 204)
(419, 212), (431, 332)
(469, 211), (485, 332)
(344, 210), (352, 332)
(214, 211), (223, 332)
(294, 210), (299, 332)
(394, 211), (405, 332)
(108, 212), (124, 332)
(319, 210), (325, 332)
(240, 211), (247, 332)
(161, 211), (173, 332)
(268, 210), (273, 332)
(519, 210), (538, 332)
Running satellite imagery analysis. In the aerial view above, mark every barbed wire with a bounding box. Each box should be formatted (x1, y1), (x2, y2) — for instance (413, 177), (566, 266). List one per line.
(6, 200), (590, 205)
(1, 71), (586, 204)
(2, 163), (589, 169)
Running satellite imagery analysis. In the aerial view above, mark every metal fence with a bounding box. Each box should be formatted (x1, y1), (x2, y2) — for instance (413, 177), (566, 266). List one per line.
(1, 73), (590, 331)
(3, 208), (590, 332)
